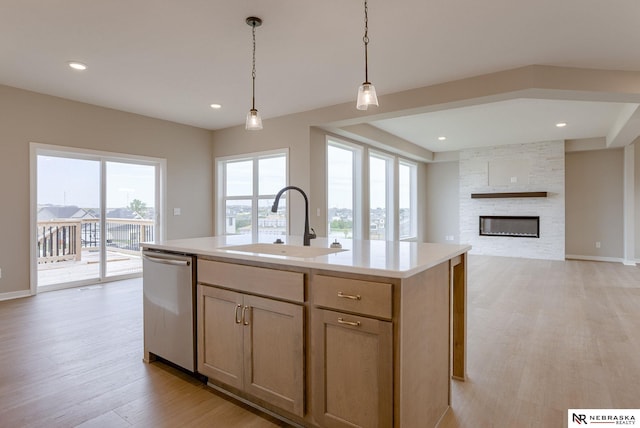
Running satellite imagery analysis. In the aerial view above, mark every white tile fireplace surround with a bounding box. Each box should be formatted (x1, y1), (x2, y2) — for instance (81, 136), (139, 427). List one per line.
(459, 141), (565, 260)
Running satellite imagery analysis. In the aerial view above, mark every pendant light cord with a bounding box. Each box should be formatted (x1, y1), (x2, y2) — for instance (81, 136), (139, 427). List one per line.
(251, 22), (257, 110)
(363, 0), (370, 83)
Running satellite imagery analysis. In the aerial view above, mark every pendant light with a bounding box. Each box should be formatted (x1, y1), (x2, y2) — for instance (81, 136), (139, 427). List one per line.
(245, 17), (263, 130)
(356, 0), (378, 110)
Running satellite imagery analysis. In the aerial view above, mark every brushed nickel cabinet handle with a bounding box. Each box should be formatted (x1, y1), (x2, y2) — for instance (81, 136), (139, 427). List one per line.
(234, 304), (242, 324)
(337, 291), (361, 301)
(242, 305), (250, 326)
(338, 317), (361, 327)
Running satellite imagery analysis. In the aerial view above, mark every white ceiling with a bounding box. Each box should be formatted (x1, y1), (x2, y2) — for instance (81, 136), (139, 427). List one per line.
(2, 0), (640, 152)
(369, 99), (637, 152)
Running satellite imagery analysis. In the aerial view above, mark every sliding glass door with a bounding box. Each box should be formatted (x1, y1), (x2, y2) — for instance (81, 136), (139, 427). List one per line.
(36, 156), (101, 286)
(105, 161), (156, 278)
(33, 144), (163, 291)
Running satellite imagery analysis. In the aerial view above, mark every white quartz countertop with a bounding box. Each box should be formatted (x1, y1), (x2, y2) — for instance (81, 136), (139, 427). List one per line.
(142, 235), (471, 279)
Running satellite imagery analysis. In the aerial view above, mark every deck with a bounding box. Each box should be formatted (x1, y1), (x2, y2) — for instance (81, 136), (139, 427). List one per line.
(37, 218), (152, 287)
(38, 249), (142, 286)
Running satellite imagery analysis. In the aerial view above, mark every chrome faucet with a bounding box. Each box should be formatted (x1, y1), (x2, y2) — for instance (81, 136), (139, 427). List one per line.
(271, 186), (316, 246)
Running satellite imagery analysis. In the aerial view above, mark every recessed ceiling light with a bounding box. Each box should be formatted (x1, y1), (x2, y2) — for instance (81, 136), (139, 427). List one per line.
(210, 104), (222, 109)
(556, 122), (567, 128)
(68, 61), (87, 71)
(438, 136), (447, 141)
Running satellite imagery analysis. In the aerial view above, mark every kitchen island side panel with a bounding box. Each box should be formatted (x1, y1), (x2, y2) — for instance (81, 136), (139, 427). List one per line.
(397, 261), (451, 428)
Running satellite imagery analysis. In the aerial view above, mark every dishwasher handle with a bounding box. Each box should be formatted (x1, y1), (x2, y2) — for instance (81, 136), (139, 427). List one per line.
(143, 254), (191, 267)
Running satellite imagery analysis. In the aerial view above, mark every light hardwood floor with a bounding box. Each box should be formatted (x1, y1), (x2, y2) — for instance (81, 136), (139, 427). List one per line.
(0, 280), (285, 428)
(440, 255), (640, 428)
(1, 255), (638, 427)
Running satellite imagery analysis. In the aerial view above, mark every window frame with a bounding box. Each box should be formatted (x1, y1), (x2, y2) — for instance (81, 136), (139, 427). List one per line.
(368, 150), (395, 241)
(326, 137), (420, 242)
(216, 149), (289, 240)
(326, 138), (363, 240)
(398, 159), (418, 241)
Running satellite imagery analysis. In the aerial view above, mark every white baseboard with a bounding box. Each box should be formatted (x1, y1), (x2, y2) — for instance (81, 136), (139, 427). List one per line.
(0, 289), (32, 302)
(565, 254), (625, 264)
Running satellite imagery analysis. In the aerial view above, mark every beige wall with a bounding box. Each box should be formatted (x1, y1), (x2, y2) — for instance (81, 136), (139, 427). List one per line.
(636, 140), (640, 260)
(565, 148), (624, 258)
(0, 85), (213, 296)
(424, 162), (460, 243)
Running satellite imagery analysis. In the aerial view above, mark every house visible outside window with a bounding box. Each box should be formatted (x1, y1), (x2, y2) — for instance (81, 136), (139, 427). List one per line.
(217, 150), (288, 240)
(327, 141), (362, 239)
(327, 137), (418, 241)
(399, 160), (418, 240)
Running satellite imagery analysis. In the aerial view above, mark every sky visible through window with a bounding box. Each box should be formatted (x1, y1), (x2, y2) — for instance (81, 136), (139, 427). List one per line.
(37, 156), (155, 208)
(327, 145), (353, 209)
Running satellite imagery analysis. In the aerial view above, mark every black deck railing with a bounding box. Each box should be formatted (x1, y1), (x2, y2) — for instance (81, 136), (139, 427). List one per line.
(37, 218), (155, 263)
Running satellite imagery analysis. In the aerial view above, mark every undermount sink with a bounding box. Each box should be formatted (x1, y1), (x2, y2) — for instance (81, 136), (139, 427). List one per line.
(221, 243), (346, 258)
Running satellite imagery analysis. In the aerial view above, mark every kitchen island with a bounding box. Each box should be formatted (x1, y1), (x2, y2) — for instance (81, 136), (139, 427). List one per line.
(142, 235), (470, 428)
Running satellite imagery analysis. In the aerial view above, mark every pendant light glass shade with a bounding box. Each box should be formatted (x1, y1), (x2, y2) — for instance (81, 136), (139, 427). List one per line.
(356, 82), (378, 110)
(246, 108), (263, 130)
(356, 0), (378, 110)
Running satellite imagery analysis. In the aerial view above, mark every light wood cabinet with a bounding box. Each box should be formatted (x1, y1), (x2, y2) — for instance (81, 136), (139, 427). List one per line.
(198, 283), (305, 417)
(198, 286), (244, 389)
(311, 274), (393, 428)
(191, 255), (465, 428)
(312, 308), (393, 428)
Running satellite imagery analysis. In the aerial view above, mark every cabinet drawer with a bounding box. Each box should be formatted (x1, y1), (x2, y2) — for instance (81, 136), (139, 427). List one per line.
(313, 275), (392, 319)
(198, 259), (304, 303)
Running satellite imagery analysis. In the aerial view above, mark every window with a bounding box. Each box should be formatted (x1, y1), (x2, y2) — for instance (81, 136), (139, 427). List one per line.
(369, 152), (394, 240)
(399, 160), (418, 240)
(327, 141), (362, 239)
(327, 138), (419, 242)
(218, 150), (288, 240)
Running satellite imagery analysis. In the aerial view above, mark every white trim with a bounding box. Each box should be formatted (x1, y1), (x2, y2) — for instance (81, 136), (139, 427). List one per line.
(215, 148), (289, 163)
(623, 144), (635, 264)
(0, 290), (32, 302)
(29, 144), (38, 295)
(565, 254), (625, 264)
(369, 150), (395, 241)
(398, 159), (418, 241)
(326, 137), (363, 239)
(623, 259), (637, 266)
(31, 142), (165, 164)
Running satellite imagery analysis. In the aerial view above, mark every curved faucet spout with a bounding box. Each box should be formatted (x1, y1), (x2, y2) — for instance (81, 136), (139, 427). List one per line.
(271, 186), (316, 246)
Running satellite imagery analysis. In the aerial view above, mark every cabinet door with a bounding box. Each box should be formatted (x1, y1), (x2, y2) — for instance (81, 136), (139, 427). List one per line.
(197, 285), (244, 389)
(312, 308), (393, 428)
(243, 294), (305, 417)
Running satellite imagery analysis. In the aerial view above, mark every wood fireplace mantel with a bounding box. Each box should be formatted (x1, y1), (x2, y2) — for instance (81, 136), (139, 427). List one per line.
(471, 191), (547, 199)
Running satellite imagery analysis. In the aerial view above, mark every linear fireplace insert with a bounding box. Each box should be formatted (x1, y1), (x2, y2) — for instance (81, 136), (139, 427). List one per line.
(479, 216), (540, 238)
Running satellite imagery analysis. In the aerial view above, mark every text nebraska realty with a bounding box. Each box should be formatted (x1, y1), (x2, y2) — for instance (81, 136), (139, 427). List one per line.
(575, 414), (636, 424)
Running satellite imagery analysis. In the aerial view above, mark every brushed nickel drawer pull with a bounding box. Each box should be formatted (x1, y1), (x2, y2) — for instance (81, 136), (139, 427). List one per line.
(234, 304), (242, 324)
(242, 305), (250, 326)
(337, 291), (361, 301)
(338, 317), (361, 327)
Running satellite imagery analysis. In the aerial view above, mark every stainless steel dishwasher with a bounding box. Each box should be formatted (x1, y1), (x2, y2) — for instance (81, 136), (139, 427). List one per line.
(142, 250), (196, 372)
